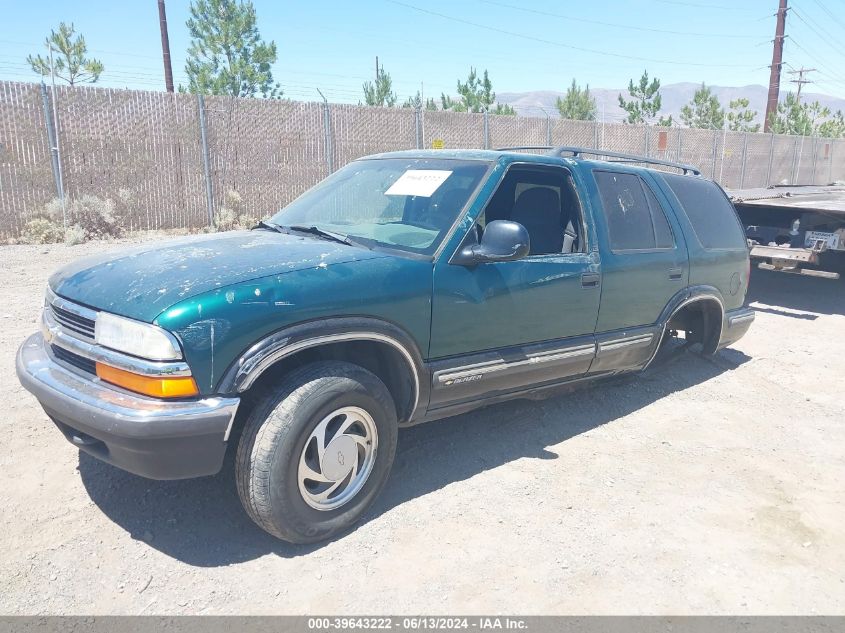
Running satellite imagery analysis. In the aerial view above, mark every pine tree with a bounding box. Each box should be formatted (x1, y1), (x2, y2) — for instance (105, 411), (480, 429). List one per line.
(404, 93), (441, 111)
(726, 98), (760, 133)
(769, 93), (830, 136)
(618, 71), (663, 124)
(402, 92), (421, 109)
(27, 22), (103, 85)
(184, 0), (281, 98)
(440, 94), (467, 113)
(680, 83), (725, 129)
(818, 111), (845, 138)
(442, 68), (515, 115)
(555, 79), (597, 121)
(363, 66), (398, 107)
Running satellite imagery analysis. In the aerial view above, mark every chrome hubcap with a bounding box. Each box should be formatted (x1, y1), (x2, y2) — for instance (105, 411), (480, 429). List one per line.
(297, 406), (378, 511)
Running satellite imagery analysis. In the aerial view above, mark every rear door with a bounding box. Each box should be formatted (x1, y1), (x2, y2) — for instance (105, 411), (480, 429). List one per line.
(654, 174), (750, 312)
(588, 168), (689, 373)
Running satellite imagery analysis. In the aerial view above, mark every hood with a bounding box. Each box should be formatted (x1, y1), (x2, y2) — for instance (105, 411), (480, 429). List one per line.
(49, 230), (387, 322)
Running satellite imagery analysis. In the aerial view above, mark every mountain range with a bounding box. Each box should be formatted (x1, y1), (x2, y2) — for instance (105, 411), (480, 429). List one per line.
(497, 83), (845, 123)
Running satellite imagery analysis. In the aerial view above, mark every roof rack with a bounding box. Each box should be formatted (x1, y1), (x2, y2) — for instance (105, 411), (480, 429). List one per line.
(494, 145), (701, 176)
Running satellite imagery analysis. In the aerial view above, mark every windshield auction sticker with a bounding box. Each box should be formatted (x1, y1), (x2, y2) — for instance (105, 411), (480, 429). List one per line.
(385, 170), (453, 197)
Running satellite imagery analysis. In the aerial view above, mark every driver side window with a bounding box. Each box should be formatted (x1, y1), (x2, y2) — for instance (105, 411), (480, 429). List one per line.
(478, 166), (584, 256)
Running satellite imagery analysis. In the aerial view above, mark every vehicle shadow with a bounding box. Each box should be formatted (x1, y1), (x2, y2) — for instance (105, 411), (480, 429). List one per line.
(78, 344), (750, 567)
(747, 267), (845, 317)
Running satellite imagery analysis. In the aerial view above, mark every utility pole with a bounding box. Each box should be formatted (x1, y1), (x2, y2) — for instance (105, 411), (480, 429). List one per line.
(764, 0), (788, 133)
(789, 67), (816, 102)
(375, 56), (379, 82)
(420, 80), (425, 143)
(158, 0), (175, 92)
(47, 43), (66, 228)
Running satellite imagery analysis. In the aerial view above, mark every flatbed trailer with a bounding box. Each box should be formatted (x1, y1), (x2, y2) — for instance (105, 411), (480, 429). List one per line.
(728, 185), (845, 280)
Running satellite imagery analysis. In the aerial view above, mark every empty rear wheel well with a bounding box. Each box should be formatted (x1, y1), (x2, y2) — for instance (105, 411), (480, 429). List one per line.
(666, 298), (723, 355)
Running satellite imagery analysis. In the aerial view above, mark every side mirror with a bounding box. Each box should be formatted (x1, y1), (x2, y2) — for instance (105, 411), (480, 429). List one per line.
(453, 220), (530, 265)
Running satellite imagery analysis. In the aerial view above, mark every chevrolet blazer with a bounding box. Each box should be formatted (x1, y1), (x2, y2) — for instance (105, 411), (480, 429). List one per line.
(17, 146), (754, 543)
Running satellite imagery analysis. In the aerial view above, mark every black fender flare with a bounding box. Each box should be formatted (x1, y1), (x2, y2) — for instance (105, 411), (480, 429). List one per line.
(657, 285), (726, 327)
(644, 285), (726, 367)
(216, 317), (428, 421)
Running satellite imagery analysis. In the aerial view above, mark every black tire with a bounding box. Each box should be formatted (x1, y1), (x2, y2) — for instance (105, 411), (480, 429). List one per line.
(235, 361), (398, 544)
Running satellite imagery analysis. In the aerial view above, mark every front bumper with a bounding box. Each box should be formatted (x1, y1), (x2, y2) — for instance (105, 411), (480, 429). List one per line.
(16, 332), (240, 480)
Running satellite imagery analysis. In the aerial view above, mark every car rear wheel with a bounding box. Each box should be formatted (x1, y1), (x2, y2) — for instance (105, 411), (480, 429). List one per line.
(235, 360), (398, 543)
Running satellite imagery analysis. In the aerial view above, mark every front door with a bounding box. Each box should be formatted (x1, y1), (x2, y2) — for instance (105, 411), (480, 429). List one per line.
(428, 164), (601, 410)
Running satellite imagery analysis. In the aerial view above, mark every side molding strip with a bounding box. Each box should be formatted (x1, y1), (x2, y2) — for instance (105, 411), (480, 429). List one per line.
(436, 342), (596, 385)
(598, 333), (654, 354)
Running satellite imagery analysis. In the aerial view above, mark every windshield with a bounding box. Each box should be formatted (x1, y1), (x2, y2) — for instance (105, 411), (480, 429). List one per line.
(269, 158), (491, 255)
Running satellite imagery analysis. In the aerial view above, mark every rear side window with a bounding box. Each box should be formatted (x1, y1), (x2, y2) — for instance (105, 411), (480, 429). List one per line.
(661, 174), (746, 249)
(642, 183), (674, 249)
(593, 171), (675, 252)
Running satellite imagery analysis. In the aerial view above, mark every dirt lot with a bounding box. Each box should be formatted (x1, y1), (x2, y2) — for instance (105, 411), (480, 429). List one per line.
(1, 236), (843, 615)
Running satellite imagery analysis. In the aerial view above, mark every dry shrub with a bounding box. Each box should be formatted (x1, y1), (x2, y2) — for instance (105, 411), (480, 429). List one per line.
(215, 189), (257, 231)
(67, 195), (123, 240)
(63, 224), (87, 246)
(21, 217), (64, 244)
(20, 195), (127, 245)
(223, 189), (242, 210)
(20, 198), (64, 244)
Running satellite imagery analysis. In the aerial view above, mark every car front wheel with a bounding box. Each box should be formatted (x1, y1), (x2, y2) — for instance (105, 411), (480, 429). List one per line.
(235, 360), (398, 544)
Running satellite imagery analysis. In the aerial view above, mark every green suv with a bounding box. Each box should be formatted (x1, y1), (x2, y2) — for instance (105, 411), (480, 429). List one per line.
(17, 147), (754, 543)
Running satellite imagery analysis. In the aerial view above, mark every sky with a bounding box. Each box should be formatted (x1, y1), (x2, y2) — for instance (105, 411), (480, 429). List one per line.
(1, 0), (845, 110)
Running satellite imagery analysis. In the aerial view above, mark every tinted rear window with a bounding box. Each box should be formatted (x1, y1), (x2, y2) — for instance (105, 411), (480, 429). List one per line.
(594, 171), (675, 252)
(661, 174), (746, 249)
(642, 182), (674, 249)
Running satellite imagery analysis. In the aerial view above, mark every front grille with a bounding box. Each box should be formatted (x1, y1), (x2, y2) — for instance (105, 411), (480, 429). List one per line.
(51, 344), (97, 375)
(50, 303), (96, 340)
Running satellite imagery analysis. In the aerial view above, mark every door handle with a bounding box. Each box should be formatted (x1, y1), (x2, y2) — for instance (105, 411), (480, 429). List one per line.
(668, 268), (683, 281)
(581, 273), (600, 288)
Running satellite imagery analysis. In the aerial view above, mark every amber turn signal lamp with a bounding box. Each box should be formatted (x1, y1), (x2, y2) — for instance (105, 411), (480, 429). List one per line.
(95, 363), (199, 399)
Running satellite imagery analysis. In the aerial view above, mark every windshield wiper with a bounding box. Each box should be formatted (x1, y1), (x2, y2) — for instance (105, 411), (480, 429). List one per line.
(288, 225), (359, 247)
(254, 220), (288, 234)
(259, 222), (375, 250)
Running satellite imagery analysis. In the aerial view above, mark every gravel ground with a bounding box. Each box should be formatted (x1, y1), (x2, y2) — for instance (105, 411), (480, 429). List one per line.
(0, 236), (843, 615)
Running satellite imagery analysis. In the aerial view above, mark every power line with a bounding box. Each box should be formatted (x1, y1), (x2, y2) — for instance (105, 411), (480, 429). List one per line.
(650, 0), (762, 10)
(784, 9), (845, 97)
(785, 37), (845, 87)
(794, 2), (845, 40)
(0, 52), (441, 95)
(0, 40), (483, 93)
(812, 0), (845, 32)
(386, 0), (755, 68)
(790, 7), (845, 57)
(0, 65), (376, 99)
(478, 0), (760, 39)
(0, 61), (191, 84)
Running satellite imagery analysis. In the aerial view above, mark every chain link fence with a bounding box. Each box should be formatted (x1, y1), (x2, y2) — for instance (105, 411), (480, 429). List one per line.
(2, 79), (845, 240)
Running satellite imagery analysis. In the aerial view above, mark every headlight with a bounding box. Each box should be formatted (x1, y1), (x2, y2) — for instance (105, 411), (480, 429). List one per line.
(94, 312), (182, 361)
